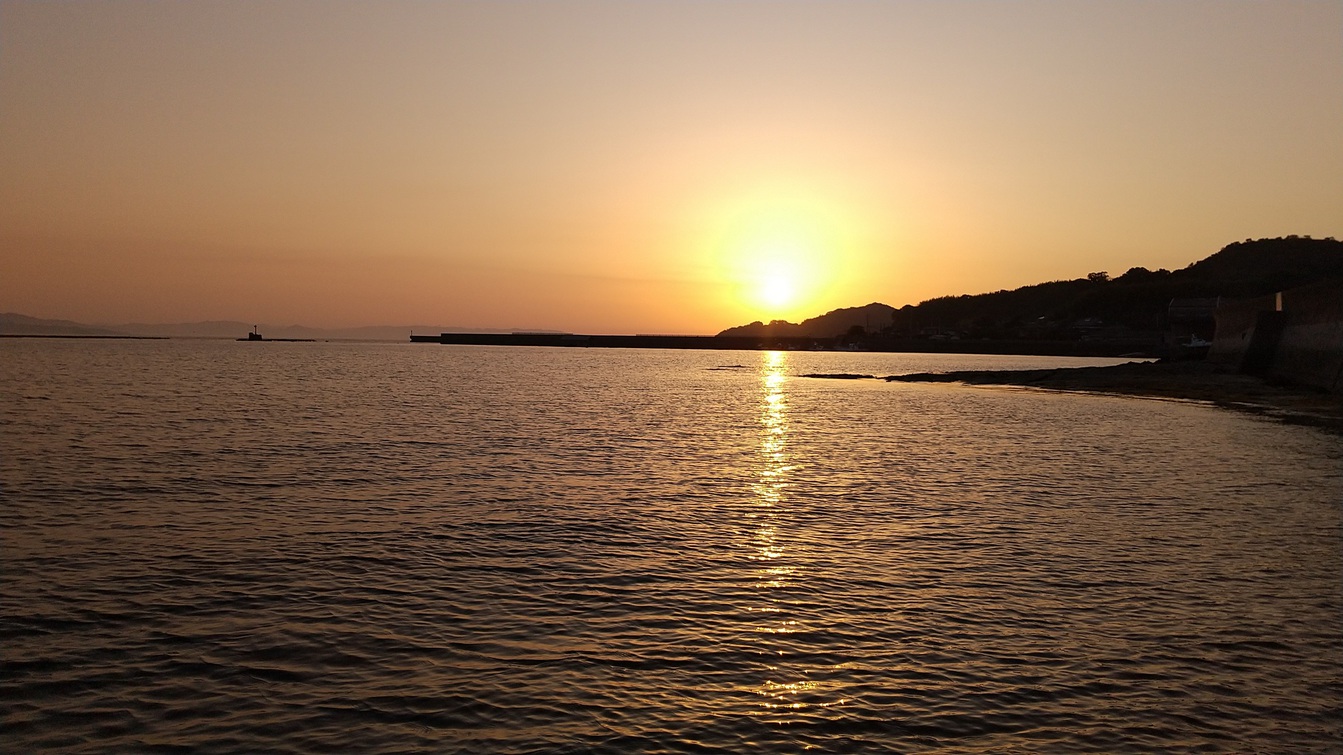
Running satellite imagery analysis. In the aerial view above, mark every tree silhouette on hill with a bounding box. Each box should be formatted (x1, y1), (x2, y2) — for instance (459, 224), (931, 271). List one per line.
(885, 236), (1342, 339)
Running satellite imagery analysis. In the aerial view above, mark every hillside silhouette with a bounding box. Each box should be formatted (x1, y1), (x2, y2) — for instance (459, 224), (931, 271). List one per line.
(718, 302), (897, 339)
(719, 236), (1343, 341)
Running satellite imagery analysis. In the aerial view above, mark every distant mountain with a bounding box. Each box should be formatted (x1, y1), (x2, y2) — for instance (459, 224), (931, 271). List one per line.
(107, 319), (542, 338)
(109, 321), (484, 340)
(718, 236), (1343, 339)
(2, 316), (544, 340)
(108, 320), (254, 339)
(718, 303), (898, 338)
(0, 313), (126, 336)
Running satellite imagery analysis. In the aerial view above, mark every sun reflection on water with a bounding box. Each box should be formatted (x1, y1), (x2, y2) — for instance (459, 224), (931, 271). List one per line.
(749, 350), (792, 579)
(745, 351), (843, 716)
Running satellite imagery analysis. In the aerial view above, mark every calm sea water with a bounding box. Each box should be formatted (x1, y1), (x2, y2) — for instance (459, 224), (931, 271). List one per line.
(2, 339), (1340, 753)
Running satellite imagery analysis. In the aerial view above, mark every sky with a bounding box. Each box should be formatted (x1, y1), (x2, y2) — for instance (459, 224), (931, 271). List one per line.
(2, 1), (1340, 334)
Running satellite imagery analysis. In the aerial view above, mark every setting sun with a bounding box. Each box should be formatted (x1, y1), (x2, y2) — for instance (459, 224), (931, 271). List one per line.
(695, 185), (863, 322)
(738, 234), (822, 316)
(757, 267), (797, 309)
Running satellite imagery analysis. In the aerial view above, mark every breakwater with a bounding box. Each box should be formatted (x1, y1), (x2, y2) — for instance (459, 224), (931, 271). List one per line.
(415, 333), (827, 350)
(413, 332), (1156, 357)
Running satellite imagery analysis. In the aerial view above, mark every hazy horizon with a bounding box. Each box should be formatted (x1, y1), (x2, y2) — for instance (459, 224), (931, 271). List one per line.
(3, 1), (1341, 332)
(1, 232), (1333, 337)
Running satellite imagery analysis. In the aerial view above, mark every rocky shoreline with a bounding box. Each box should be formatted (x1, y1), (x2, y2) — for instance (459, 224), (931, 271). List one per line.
(804, 360), (1343, 435)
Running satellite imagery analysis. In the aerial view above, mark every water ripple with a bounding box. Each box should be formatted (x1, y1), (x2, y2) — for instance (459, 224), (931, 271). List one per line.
(2, 340), (1339, 753)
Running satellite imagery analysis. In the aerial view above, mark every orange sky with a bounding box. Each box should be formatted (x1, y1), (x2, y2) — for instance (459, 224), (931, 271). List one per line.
(2, 1), (1340, 333)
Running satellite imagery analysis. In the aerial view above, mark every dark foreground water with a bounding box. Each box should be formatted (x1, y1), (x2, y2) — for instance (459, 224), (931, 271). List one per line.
(2, 340), (1340, 753)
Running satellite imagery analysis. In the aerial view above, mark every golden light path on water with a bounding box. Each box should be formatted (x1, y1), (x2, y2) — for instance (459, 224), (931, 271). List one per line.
(746, 350), (844, 718)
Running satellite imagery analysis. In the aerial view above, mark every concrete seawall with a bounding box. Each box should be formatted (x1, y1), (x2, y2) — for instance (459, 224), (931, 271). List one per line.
(1210, 280), (1343, 392)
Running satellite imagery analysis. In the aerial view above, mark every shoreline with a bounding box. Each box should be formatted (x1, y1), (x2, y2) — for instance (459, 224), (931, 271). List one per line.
(806, 360), (1343, 436)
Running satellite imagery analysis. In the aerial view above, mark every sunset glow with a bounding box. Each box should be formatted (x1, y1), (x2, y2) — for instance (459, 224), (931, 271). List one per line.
(1, 2), (1339, 333)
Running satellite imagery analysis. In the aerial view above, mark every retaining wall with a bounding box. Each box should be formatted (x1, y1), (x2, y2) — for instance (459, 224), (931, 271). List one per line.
(1210, 280), (1343, 392)
(1275, 281), (1343, 392)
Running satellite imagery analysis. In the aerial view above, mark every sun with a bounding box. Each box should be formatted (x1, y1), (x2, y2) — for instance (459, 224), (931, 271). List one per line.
(737, 231), (822, 317)
(693, 182), (870, 322)
(757, 267), (797, 309)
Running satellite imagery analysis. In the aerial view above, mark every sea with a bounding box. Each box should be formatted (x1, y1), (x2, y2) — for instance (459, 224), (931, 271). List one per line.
(2, 338), (1340, 754)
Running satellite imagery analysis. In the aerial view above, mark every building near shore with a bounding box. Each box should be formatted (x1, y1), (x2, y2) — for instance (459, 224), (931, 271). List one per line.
(1210, 280), (1343, 392)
